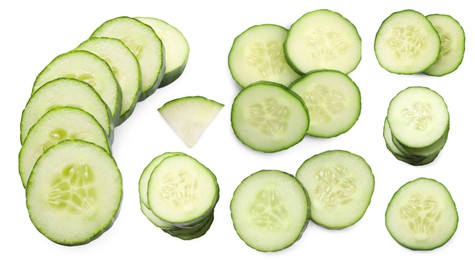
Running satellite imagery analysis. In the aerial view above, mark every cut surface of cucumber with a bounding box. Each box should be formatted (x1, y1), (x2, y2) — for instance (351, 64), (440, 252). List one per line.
(228, 24), (300, 88)
(374, 10), (440, 74)
(20, 78), (113, 144)
(296, 150), (374, 229)
(387, 86), (449, 149)
(385, 178), (458, 250)
(284, 9), (362, 74)
(230, 170), (309, 252)
(32, 50), (122, 124)
(158, 96), (223, 148)
(290, 70), (360, 137)
(136, 17), (189, 87)
(26, 140), (122, 246)
(147, 154), (219, 225)
(231, 81), (309, 153)
(76, 37), (141, 125)
(424, 14), (465, 76)
(91, 16), (165, 100)
(19, 107), (111, 187)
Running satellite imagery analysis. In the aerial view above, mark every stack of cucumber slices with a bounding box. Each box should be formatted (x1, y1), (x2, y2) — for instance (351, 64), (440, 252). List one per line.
(19, 16), (190, 245)
(139, 152), (219, 240)
(375, 10), (465, 76)
(383, 86), (449, 166)
(229, 9), (362, 153)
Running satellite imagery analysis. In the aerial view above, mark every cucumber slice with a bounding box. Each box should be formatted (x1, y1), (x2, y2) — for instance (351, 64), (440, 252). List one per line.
(147, 154), (219, 226)
(136, 17), (189, 87)
(140, 202), (175, 230)
(290, 70), (361, 137)
(296, 150), (374, 229)
(387, 86), (449, 149)
(424, 14), (465, 76)
(374, 10), (441, 74)
(230, 170), (309, 252)
(32, 50), (122, 124)
(385, 178), (458, 250)
(26, 140), (122, 246)
(284, 9), (362, 74)
(91, 16), (165, 100)
(228, 24), (300, 88)
(76, 37), (141, 125)
(158, 96), (223, 148)
(19, 107), (111, 187)
(231, 81), (309, 153)
(20, 78), (113, 144)
(165, 214), (214, 240)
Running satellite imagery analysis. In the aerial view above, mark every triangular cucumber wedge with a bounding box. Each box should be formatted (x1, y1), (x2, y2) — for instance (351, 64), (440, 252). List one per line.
(158, 96), (223, 148)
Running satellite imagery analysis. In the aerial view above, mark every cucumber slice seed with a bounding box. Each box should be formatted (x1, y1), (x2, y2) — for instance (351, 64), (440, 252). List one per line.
(290, 70), (361, 137)
(296, 150), (374, 229)
(284, 9), (362, 74)
(26, 140), (122, 246)
(228, 24), (300, 88)
(385, 178), (458, 250)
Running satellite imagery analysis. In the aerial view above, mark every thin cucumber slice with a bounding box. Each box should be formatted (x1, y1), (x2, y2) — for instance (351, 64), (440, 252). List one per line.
(387, 86), (449, 149)
(231, 81), (309, 153)
(228, 24), (300, 88)
(20, 78), (113, 144)
(284, 9), (362, 74)
(290, 70), (361, 137)
(136, 17), (189, 87)
(385, 178), (458, 250)
(230, 170), (309, 252)
(76, 37), (141, 125)
(393, 126), (448, 157)
(147, 154), (219, 226)
(424, 14), (465, 76)
(91, 16), (165, 100)
(374, 10), (441, 74)
(165, 213), (214, 240)
(296, 150), (374, 229)
(32, 50), (122, 124)
(158, 96), (223, 148)
(140, 202), (175, 230)
(26, 140), (122, 246)
(19, 107), (111, 188)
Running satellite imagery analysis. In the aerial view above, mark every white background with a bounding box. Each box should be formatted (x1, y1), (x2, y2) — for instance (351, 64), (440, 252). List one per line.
(1, 0), (473, 259)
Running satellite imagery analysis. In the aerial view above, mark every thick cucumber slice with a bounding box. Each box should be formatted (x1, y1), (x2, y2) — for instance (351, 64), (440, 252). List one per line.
(385, 178), (458, 250)
(290, 70), (361, 137)
(20, 78), (113, 144)
(26, 140), (122, 246)
(374, 10), (441, 74)
(76, 37), (141, 125)
(136, 17), (189, 87)
(228, 24), (300, 88)
(231, 81), (309, 153)
(32, 50), (122, 124)
(284, 9), (362, 74)
(230, 170), (309, 252)
(424, 14), (465, 76)
(147, 154), (219, 226)
(158, 96), (223, 148)
(91, 16), (165, 100)
(387, 86), (449, 149)
(19, 107), (111, 187)
(296, 150), (374, 229)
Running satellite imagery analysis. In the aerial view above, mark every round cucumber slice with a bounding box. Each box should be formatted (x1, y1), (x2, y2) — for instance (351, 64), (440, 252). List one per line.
(290, 70), (361, 137)
(284, 9), (362, 74)
(230, 170), (309, 252)
(228, 24), (300, 88)
(20, 78), (113, 144)
(231, 81), (309, 153)
(374, 9), (441, 74)
(385, 178), (458, 250)
(296, 150), (374, 229)
(424, 14), (465, 76)
(26, 140), (122, 246)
